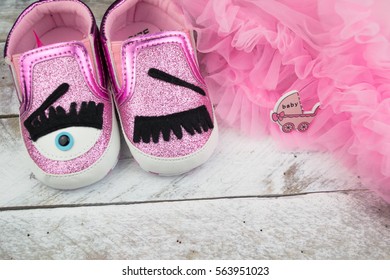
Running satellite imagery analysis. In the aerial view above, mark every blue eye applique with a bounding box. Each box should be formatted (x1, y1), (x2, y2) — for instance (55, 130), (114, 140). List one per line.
(23, 83), (105, 161)
(55, 132), (74, 151)
(34, 127), (101, 160)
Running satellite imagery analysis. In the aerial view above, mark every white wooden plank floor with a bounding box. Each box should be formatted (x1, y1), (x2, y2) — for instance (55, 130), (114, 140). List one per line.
(0, 0), (389, 260)
(1, 192), (389, 260)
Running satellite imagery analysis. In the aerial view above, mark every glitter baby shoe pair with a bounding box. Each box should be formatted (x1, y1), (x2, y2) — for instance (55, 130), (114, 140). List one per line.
(4, 0), (218, 190)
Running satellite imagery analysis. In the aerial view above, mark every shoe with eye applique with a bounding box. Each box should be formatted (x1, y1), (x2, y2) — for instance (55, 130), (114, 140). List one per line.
(101, 0), (218, 175)
(4, 0), (120, 189)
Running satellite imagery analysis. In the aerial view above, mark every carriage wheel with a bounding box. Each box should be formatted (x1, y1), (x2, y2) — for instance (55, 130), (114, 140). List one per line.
(298, 122), (310, 132)
(282, 122), (295, 133)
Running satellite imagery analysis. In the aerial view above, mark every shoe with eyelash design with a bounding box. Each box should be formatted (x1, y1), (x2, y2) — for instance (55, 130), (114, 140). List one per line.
(4, 0), (120, 189)
(101, 0), (218, 175)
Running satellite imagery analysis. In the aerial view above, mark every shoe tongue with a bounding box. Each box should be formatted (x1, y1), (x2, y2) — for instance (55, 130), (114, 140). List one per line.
(111, 30), (194, 88)
(11, 39), (96, 99)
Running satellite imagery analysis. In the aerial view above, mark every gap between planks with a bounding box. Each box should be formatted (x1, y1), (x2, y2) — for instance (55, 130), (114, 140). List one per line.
(0, 188), (370, 212)
(0, 114), (18, 119)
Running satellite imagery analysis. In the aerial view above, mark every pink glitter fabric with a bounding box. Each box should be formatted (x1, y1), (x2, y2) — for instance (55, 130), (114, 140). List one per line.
(118, 33), (214, 158)
(20, 44), (113, 175)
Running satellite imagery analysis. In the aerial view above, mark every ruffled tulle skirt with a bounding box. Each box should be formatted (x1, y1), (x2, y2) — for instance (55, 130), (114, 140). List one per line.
(176, 0), (390, 202)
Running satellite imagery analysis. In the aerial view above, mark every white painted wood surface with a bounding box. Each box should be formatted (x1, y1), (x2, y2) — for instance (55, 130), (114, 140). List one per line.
(1, 192), (389, 259)
(0, 0), (389, 260)
(0, 43), (19, 116)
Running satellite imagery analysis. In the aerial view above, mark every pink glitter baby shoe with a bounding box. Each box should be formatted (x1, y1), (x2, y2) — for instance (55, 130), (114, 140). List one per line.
(101, 0), (218, 175)
(4, 0), (120, 189)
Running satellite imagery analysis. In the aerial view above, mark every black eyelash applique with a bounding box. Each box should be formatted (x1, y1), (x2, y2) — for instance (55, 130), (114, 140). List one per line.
(148, 68), (206, 96)
(133, 105), (214, 144)
(134, 68), (213, 144)
(24, 83), (104, 142)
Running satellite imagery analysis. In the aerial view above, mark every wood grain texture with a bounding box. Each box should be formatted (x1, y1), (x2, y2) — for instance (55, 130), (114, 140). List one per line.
(0, 118), (363, 208)
(0, 43), (19, 116)
(0, 0), (34, 43)
(0, 191), (389, 260)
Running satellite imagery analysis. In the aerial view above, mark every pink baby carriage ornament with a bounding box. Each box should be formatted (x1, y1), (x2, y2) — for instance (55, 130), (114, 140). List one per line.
(271, 90), (320, 133)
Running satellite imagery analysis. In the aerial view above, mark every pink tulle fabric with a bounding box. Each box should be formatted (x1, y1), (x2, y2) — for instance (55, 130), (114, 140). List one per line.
(176, 0), (390, 203)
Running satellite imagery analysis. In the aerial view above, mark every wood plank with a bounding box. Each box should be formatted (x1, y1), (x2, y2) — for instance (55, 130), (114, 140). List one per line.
(0, 0), (34, 43)
(0, 191), (389, 259)
(0, 0), (113, 42)
(0, 118), (363, 207)
(0, 43), (19, 116)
